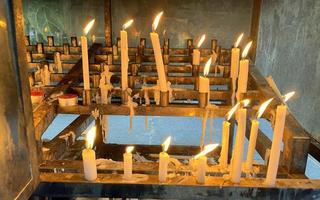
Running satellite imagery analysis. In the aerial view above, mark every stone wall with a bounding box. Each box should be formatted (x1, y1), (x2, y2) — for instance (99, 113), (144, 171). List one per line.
(255, 0), (320, 140)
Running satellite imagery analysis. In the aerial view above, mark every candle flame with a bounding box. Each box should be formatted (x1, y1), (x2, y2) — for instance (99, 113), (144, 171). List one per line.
(83, 19), (95, 35)
(256, 98), (273, 119)
(203, 57), (212, 76)
(242, 41), (252, 58)
(122, 19), (134, 30)
(194, 143), (219, 159)
(234, 33), (244, 48)
(226, 102), (240, 121)
(196, 34), (206, 48)
(162, 136), (171, 152)
(126, 146), (134, 153)
(85, 126), (96, 149)
(242, 99), (250, 107)
(283, 91), (295, 103)
(152, 11), (163, 32)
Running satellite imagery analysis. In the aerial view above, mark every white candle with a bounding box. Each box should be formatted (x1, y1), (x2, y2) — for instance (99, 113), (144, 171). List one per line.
(150, 12), (167, 92)
(54, 52), (62, 73)
(230, 101), (248, 183)
(159, 136), (171, 182)
(265, 91), (294, 186)
(82, 126), (97, 181)
(123, 146), (134, 180)
(120, 20), (133, 91)
(193, 34), (206, 66)
(81, 19), (95, 90)
(231, 33), (243, 81)
(199, 57), (212, 93)
(236, 41), (252, 101)
(196, 155), (207, 184)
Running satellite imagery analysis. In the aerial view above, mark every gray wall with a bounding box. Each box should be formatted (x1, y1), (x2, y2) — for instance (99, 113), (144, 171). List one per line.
(256, 0), (320, 140)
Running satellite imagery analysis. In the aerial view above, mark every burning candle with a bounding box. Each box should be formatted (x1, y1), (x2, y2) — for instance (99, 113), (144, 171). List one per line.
(123, 146), (134, 180)
(236, 41), (252, 101)
(193, 34), (206, 66)
(159, 136), (171, 182)
(230, 99), (250, 183)
(81, 19), (95, 90)
(194, 143), (219, 184)
(121, 19), (133, 91)
(219, 103), (240, 170)
(245, 98), (273, 172)
(265, 92), (295, 186)
(198, 58), (212, 108)
(150, 12), (168, 92)
(231, 33), (243, 105)
(82, 126), (97, 181)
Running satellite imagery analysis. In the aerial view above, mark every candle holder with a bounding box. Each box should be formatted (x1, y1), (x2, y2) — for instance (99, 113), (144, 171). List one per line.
(83, 90), (91, 105)
(122, 90), (129, 104)
(193, 65), (199, 90)
(160, 91), (169, 106)
(198, 92), (208, 108)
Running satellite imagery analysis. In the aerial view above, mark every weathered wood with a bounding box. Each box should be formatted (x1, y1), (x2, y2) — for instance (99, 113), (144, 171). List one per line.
(34, 173), (320, 199)
(33, 103), (57, 140)
(42, 115), (94, 160)
(249, 0), (262, 62)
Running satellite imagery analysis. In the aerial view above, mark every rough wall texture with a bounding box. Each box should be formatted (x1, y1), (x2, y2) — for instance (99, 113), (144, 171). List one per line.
(256, 0), (320, 140)
(111, 0), (252, 48)
(22, 0), (253, 48)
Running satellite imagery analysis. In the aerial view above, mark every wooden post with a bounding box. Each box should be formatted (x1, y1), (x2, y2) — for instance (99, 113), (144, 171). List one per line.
(71, 37), (78, 47)
(25, 35), (30, 46)
(63, 43), (70, 55)
(104, 0), (112, 47)
(47, 36), (54, 46)
(249, 0), (262, 62)
(37, 43), (44, 54)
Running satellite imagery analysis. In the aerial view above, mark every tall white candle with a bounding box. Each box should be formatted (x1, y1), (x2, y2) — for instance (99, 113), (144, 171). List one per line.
(120, 20), (133, 91)
(159, 136), (171, 182)
(199, 57), (212, 93)
(230, 34), (243, 105)
(81, 19), (95, 90)
(265, 91), (294, 186)
(193, 34), (206, 66)
(150, 12), (167, 92)
(123, 146), (134, 180)
(82, 126), (97, 181)
(230, 100), (249, 183)
(236, 41), (252, 101)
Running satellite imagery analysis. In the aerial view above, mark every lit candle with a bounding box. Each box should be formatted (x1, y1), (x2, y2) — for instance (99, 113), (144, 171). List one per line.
(82, 126), (97, 181)
(231, 33), (243, 105)
(245, 98), (273, 172)
(236, 41), (252, 101)
(123, 146), (134, 180)
(121, 19), (134, 91)
(265, 92), (295, 186)
(150, 12), (168, 92)
(193, 34), (206, 65)
(219, 103), (240, 170)
(230, 99), (250, 183)
(194, 143), (219, 184)
(199, 57), (212, 94)
(81, 19), (95, 90)
(159, 136), (171, 182)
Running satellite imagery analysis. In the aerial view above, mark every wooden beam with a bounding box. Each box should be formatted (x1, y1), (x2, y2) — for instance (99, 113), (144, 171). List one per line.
(249, 0), (262, 62)
(33, 103), (57, 140)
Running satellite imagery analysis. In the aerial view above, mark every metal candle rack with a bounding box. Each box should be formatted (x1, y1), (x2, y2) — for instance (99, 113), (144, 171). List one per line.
(26, 35), (311, 198)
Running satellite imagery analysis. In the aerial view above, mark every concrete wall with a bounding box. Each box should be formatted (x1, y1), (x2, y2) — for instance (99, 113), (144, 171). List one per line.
(23, 0), (253, 48)
(255, 0), (320, 140)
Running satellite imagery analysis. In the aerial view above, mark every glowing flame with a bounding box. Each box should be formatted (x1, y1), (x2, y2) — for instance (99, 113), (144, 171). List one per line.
(83, 19), (95, 35)
(126, 146), (134, 154)
(242, 99), (250, 107)
(194, 143), (219, 159)
(152, 11), (163, 32)
(162, 136), (171, 152)
(256, 98), (273, 119)
(242, 41), (252, 58)
(283, 91), (295, 103)
(226, 102), (240, 121)
(85, 126), (96, 149)
(122, 19), (134, 30)
(203, 57), (212, 76)
(234, 33), (244, 48)
(196, 34), (206, 48)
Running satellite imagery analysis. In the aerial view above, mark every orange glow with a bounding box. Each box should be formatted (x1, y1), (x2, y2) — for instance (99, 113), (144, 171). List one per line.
(162, 136), (171, 152)
(83, 19), (95, 35)
(242, 99), (250, 107)
(256, 98), (273, 119)
(283, 91), (295, 103)
(196, 34), (206, 48)
(126, 146), (134, 154)
(152, 11), (163, 32)
(85, 126), (96, 149)
(226, 102), (240, 121)
(203, 57), (212, 76)
(194, 143), (219, 159)
(234, 33), (244, 48)
(241, 41), (252, 58)
(122, 19), (134, 30)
